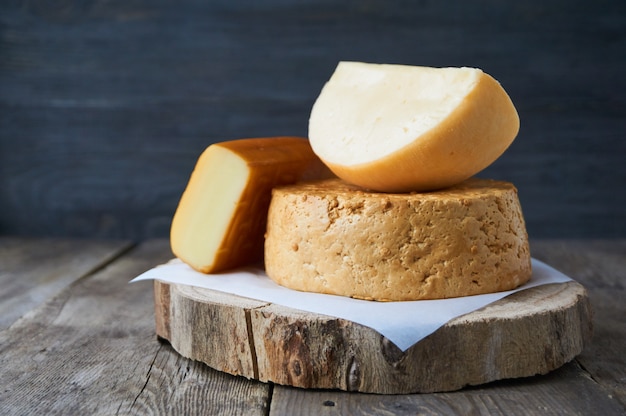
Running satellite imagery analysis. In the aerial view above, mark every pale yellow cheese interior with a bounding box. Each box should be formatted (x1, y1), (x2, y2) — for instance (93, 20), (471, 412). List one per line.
(170, 146), (248, 272)
(310, 62), (480, 165)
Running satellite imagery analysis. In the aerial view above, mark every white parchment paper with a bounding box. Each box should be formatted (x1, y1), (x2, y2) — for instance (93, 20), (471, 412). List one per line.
(131, 258), (572, 351)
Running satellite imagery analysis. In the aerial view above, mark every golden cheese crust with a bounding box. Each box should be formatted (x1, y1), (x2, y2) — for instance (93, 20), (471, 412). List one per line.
(264, 178), (531, 301)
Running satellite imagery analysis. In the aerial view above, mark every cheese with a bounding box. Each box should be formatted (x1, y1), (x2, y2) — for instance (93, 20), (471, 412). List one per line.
(309, 62), (520, 192)
(265, 178), (532, 301)
(171, 137), (332, 273)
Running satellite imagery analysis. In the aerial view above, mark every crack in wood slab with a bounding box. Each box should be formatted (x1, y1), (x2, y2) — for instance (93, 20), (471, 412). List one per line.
(245, 305), (268, 382)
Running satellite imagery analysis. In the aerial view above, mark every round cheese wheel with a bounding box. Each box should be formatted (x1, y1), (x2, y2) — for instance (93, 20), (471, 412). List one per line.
(265, 178), (532, 301)
(308, 62), (520, 192)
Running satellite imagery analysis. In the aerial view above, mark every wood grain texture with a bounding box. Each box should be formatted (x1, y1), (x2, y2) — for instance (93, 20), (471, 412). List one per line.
(0, 238), (624, 415)
(268, 363), (625, 416)
(530, 239), (626, 408)
(0, 237), (132, 330)
(0, 239), (271, 415)
(154, 279), (592, 394)
(156, 283), (270, 379)
(0, 1), (624, 239)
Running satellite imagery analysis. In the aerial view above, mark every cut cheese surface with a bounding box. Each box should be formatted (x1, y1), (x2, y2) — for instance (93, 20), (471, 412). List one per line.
(171, 137), (332, 274)
(309, 62), (520, 192)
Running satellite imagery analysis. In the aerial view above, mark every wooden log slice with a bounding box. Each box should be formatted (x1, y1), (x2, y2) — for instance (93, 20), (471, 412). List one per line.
(154, 280), (592, 394)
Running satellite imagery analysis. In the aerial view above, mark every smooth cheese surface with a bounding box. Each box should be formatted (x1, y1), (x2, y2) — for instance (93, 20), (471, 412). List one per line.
(171, 137), (332, 274)
(171, 146), (248, 273)
(265, 177), (532, 301)
(308, 62), (520, 192)
(311, 63), (478, 165)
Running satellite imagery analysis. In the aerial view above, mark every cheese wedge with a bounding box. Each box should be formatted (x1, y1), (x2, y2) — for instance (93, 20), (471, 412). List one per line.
(309, 62), (520, 192)
(171, 137), (332, 273)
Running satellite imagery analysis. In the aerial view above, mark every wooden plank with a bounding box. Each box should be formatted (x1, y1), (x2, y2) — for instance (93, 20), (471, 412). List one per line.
(0, 237), (132, 330)
(0, 239), (271, 415)
(269, 363), (625, 416)
(123, 342), (270, 416)
(530, 240), (626, 408)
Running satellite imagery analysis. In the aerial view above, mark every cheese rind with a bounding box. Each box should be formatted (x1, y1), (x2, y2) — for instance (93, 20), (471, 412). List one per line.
(309, 62), (520, 192)
(265, 178), (532, 301)
(171, 137), (332, 273)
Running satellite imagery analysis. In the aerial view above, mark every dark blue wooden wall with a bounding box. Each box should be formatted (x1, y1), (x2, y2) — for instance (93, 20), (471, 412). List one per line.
(1, 1), (625, 239)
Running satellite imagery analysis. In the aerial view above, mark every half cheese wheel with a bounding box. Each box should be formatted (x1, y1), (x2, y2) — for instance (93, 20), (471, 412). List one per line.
(308, 62), (520, 192)
(171, 137), (332, 273)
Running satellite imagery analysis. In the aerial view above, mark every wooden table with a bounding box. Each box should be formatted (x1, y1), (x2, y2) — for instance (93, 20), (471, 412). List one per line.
(1, 238), (624, 415)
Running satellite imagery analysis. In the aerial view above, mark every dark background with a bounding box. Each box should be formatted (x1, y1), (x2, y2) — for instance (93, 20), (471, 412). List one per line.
(1, 0), (625, 240)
